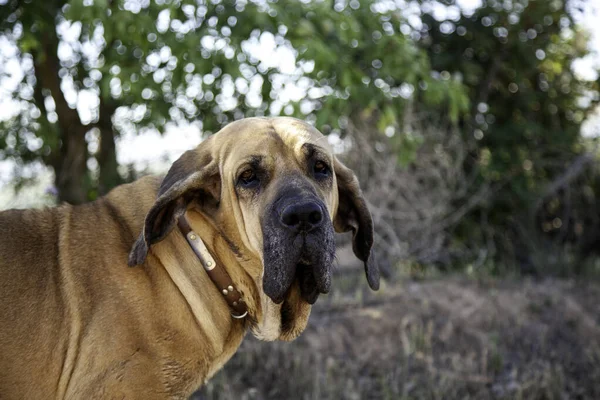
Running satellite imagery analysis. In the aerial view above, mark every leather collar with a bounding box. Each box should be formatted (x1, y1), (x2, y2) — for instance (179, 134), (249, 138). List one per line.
(177, 215), (248, 319)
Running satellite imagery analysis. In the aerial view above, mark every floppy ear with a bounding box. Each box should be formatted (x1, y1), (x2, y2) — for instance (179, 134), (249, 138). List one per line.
(128, 147), (220, 266)
(333, 157), (380, 290)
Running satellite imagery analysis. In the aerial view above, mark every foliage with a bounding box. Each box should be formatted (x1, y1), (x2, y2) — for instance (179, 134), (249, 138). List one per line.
(274, 0), (469, 138)
(0, 0), (468, 203)
(0, 0), (283, 202)
(417, 0), (600, 271)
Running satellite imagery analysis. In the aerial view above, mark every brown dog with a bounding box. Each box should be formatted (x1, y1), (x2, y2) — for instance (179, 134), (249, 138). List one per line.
(0, 117), (378, 399)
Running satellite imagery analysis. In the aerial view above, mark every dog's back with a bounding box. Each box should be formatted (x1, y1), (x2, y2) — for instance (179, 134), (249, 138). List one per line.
(0, 206), (70, 397)
(0, 176), (162, 398)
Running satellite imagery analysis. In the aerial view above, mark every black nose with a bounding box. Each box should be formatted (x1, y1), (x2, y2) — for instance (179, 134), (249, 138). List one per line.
(280, 201), (324, 233)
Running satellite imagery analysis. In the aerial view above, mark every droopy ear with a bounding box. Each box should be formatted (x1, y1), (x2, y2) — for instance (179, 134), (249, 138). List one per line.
(128, 147), (220, 266)
(333, 157), (379, 290)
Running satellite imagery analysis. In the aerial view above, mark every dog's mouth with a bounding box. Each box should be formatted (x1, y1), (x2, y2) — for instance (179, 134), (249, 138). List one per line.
(279, 260), (328, 338)
(263, 231), (334, 303)
(295, 257), (329, 304)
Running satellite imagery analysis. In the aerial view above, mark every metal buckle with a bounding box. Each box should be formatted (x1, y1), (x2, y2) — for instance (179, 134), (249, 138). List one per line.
(231, 311), (248, 319)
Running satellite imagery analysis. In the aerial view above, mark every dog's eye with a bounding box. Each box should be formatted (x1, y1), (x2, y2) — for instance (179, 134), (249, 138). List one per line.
(239, 169), (259, 188)
(313, 160), (330, 177)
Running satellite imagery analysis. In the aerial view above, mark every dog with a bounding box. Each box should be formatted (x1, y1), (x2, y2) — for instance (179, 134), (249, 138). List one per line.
(0, 117), (378, 399)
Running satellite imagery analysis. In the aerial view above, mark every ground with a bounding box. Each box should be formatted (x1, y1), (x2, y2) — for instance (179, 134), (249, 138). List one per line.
(195, 274), (600, 399)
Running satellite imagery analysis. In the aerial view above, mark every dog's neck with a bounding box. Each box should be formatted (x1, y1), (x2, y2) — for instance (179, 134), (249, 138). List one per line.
(148, 211), (260, 382)
(150, 209), (291, 349)
(150, 209), (263, 330)
(177, 214), (248, 319)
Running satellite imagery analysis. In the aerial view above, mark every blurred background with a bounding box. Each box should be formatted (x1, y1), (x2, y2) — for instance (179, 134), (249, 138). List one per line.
(2, 0), (600, 398)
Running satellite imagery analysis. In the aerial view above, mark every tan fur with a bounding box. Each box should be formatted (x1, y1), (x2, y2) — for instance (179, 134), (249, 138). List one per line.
(0, 117), (372, 399)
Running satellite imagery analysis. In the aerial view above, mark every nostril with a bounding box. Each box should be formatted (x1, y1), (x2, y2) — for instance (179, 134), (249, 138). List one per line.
(282, 212), (300, 227)
(309, 210), (322, 224)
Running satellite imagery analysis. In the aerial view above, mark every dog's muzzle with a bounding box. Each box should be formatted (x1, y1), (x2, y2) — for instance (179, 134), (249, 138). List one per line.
(262, 195), (335, 305)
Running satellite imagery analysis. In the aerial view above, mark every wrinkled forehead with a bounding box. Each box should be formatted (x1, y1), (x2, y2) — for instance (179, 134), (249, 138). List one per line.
(215, 117), (332, 168)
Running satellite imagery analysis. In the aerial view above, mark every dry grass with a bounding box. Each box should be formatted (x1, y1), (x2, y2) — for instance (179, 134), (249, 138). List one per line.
(193, 274), (600, 399)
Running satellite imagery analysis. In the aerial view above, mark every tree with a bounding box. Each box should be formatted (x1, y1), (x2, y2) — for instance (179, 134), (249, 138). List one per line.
(418, 0), (600, 270)
(270, 1), (468, 132)
(1, 0), (470, 207)
(0, 0), (280, 203)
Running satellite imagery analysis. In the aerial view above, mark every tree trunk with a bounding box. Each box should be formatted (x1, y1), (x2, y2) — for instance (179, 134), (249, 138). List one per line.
(54, 127), (89, 205)
(34, 30), (89, 204)
(97, 127), (121, 196)
(97, 99), (121, 196)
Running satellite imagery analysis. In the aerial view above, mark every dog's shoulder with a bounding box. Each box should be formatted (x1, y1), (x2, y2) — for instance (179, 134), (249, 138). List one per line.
(101, 174), (163, 223)
(0, 206), (60, 253)
(62, 175), (164, 257)
(0, 206), (62, 308)
(0, 175), (163, 273)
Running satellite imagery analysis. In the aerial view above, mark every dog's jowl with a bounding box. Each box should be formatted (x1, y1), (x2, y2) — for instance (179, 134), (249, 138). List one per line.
(0, 117), (378, 399)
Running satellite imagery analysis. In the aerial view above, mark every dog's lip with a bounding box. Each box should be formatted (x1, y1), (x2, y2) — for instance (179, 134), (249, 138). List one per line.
(296, 262), (330, 304)
(270, 262), (330, 306)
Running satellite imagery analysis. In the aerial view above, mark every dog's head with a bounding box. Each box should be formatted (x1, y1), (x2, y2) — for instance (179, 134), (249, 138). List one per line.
(129, 117), (378, 340)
